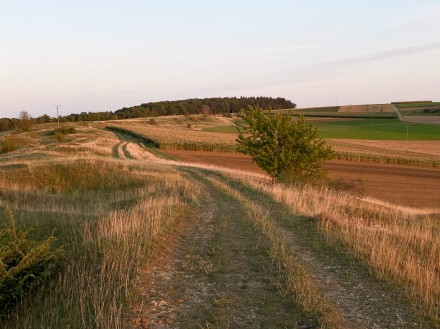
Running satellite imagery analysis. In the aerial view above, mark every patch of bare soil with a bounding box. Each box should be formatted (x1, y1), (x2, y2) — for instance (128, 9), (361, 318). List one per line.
(127, 173), (305, 328)
(325, 160), (440, 208)
(164, 150), (440, 209)
(327, 139), (440, 159)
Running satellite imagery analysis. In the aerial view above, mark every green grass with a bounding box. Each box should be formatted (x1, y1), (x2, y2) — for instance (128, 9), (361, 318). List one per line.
(315, 119), (440, 140)
(203, 125), (238, 133)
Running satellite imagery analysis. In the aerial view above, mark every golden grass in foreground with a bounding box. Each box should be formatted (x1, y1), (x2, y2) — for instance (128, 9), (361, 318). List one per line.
(225, 174), (440, 323)
(0, 142), (199, 327)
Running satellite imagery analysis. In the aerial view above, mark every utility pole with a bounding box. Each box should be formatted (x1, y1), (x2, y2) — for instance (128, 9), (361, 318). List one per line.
(406, 126), (409, 140)
(54, 105), (61, 128)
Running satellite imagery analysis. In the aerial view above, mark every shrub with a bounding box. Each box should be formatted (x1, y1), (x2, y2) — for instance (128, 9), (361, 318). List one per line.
(50, 126), (76, 142)
(55, 132), (65, 142)
(0, 139), (18, 154)
(0, 209), (63, 315)
(52, 126), (76, 136)
(236, 106), (334, 184)
(148, 118), (157, 125)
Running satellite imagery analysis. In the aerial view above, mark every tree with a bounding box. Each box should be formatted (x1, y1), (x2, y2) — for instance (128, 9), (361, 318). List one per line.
(236, 106), (334, 184)
(16, 111), (33, 132)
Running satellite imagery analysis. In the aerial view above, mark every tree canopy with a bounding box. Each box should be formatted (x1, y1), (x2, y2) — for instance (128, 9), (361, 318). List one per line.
(236, 106), (334, 184)
(0, 97), (295, 132)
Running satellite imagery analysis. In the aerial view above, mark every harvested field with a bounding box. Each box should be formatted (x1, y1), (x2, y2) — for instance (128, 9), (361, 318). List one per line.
(338, 104), (395, 113)
(325, 161), (440, 208)
(164, 150), (440, 209)
(403, 116), (440, 124)
(327, 139), (440, 163)
(107, 120), (237, 152)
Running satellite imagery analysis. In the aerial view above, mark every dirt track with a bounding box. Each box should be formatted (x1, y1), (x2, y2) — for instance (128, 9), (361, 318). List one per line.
(164, 150), (440, 209)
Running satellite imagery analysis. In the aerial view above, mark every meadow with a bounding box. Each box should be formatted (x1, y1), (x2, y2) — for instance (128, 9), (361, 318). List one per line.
(1, 118), (439, 328)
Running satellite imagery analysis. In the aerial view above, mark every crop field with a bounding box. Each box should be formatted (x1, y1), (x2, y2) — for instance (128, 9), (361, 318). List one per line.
(107, 116), (237, 152)
(289, 106), (340, 112)
(1, 119), (440, 328)
(289, 111), (398, 119)
(203, 117), (440, 140)
(312, 118), (440, 140)
(337, 104), (396, 113)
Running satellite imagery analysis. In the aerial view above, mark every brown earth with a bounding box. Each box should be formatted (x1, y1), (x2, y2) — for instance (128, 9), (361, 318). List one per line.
(164, 150), (440, 209)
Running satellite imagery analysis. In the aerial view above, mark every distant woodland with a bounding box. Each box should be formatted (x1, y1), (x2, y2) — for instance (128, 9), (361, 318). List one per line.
(0, 97), (295, 132)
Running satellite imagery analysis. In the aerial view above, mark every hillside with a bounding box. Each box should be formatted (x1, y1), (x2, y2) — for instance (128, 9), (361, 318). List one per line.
(1, 120), (440, 328)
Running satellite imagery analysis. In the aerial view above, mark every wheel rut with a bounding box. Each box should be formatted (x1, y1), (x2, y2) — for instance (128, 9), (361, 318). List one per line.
(127, 172), (305, 328)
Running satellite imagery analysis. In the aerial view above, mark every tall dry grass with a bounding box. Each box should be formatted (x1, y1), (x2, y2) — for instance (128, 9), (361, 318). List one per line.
(230, 174), (440, 323)
(0, 157), (199, 328)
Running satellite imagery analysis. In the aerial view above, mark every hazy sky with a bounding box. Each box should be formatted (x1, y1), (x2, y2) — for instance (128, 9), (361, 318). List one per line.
(1, 1), (439, 118)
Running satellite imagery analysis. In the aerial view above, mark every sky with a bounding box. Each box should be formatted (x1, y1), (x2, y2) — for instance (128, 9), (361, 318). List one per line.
(1, 1), (440, 118)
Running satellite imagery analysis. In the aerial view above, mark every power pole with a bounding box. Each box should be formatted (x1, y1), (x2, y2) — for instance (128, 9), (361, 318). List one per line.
(54, 105), (61, 128)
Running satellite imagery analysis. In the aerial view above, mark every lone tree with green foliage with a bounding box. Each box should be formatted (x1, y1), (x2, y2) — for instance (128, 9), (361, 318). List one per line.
(236, 106), (334, 184)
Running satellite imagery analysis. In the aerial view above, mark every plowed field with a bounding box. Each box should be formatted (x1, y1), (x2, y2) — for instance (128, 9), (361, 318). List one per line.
(164, 150), (440, 209)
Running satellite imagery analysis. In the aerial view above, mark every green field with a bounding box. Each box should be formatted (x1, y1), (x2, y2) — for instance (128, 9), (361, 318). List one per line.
(315, 119), (440, 140)
(204, 118), (440, 140)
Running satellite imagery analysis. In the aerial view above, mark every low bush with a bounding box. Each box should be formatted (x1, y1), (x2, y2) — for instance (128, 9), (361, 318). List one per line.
(0, 139), (19, 154)
(51, 126), (77, 136)
(0, 209), (64, 315)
